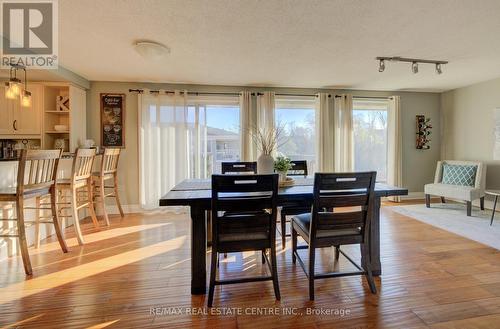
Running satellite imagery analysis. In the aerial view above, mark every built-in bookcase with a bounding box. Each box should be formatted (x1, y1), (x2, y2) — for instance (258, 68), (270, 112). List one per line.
(42, 83), (86, 152)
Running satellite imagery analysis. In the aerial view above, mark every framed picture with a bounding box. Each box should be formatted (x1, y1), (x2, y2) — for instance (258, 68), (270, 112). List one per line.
(100, 93), (125, 148)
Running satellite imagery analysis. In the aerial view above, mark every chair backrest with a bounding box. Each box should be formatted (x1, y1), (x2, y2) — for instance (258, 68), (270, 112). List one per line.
(211, 174), (279, 240)
(100, 148), (121, 175)
(311, 172), (376, 241)
(17, 149), (63, 194)
(71, 148), (97, 182)
(221, 161), (257, 174)
(288, 160), (308, 177)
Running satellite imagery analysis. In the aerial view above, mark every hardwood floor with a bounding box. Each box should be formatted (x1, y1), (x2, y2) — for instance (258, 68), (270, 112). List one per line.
(1, 204), (500, 328)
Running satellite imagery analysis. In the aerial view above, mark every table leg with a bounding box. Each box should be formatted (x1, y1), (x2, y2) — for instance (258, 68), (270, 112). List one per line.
(362, 196), (381, 276)
(190, 205), (207, 295)
(491, 196), (498, 226)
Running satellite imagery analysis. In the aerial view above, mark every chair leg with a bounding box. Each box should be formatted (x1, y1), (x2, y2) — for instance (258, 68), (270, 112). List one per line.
(71, 189), (85, 245)
(114, 174), (125, 218)
(262, 249), (266, 264)
(334, 246), (340, 261)
(16, 198), (32, 275)
(207, 246), (218, 307)
(281, 212), (287, 249)
(99, 178), (110, 226)
(425, 194), (431, 208)
(292, 226), (297, 264)
(270, 243), (281, 300)
(441, 196), (446, 203)
(467, 201), (472, 216)
(51, 188), (68, 253)
(480, 197), (485, 210)
(34, 196), (41, 249)
(308, 246), (315, 301)
(362, 243), (377, 294)
(87, 180), (100, 228)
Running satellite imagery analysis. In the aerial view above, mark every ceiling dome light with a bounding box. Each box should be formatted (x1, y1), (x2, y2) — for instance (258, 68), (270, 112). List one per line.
(435, 63), (442, 74)
(411, 62), (418, 74)
(378, 59), (385, 72)
(134, 41), (170, 60)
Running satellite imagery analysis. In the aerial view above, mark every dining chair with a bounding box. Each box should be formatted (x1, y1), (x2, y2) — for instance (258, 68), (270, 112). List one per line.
(56, 148), (99, 245)
(208, 174), (280, 307)
(221, 161), (257, 174)
(216, 161), (258, 257)
(291, 171), (377, 300)
(0, 149), (68, 275)
(92, 148), (124, 226)
(279, 160), (309, 249)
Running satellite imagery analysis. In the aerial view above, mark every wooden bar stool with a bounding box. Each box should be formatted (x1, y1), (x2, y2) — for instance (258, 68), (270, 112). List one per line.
(56, 148), (99, 245)
(92, 148), (124, 226)
(0, 149), (68, 275)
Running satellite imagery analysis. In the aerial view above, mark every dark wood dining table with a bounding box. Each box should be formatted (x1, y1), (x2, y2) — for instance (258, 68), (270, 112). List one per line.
(160, 177), (408, 295)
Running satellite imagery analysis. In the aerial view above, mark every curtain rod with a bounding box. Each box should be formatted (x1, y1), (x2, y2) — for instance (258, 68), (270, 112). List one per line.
(128, 89), (240, 96)
(353, 96), (393, 100)
(129, 89), (391, 100)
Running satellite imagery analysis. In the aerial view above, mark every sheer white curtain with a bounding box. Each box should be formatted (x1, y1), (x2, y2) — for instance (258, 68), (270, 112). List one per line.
(387, 95), (402, 202)
(315, 93), (334, 172)
(138, 90), (206, 209)
(239, 91), (256, 161)
(334, 94), (354, 172)
(257, 91), (275, 134)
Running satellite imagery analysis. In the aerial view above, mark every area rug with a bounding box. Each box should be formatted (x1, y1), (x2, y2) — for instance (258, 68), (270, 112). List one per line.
(390, 203), (500, 250)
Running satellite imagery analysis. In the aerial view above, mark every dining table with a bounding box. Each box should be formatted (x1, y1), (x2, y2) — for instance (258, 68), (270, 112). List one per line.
(160, 177), (408, 295)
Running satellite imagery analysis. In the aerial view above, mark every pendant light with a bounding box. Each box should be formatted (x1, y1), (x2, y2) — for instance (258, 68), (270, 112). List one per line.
(4, 64), (31, 107)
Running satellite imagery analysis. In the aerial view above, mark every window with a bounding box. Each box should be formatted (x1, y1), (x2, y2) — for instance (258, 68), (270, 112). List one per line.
(187, 96), (240, 177)
(275, 96), (316, 173)
(353, 98), (389, 182)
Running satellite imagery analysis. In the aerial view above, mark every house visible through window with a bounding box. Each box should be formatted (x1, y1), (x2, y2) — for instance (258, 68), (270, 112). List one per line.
(187, 97), (240, 177)
(353, 98), (389, 182)
(275, 96), (317, 173)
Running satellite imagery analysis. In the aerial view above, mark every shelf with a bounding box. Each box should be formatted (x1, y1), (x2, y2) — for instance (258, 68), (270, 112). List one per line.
(45, 111), (70, 114)
(45, 131), (70, 134)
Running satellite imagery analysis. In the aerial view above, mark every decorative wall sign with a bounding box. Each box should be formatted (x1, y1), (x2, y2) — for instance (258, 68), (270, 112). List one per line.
(416, 115), (432, 149)
(100, 93), (125, 148)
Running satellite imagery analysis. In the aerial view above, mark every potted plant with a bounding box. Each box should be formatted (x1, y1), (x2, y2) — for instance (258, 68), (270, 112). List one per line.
(274, 156), (292, 182)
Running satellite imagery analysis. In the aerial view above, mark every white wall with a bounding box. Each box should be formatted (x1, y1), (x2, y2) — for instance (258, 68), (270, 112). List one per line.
(441, 76), (500, 190)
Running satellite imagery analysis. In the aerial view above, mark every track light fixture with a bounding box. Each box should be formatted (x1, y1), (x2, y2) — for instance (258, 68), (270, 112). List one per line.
(378, 59), (385, 72)
(412, 62), (418, 74)
(376, 56), (448, 74)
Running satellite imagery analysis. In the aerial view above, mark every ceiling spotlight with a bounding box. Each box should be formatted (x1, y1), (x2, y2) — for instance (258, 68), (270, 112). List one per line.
(411, 62), (418, 74)
(378, 59), (385, 72)
(435, 63), (442, 74)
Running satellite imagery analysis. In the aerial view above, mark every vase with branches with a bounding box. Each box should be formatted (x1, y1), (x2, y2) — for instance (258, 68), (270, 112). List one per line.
(250, 123), (288, 174)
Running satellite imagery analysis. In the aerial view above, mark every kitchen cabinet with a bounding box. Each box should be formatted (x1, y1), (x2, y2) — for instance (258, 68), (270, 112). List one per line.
(0, 83), (42, 136)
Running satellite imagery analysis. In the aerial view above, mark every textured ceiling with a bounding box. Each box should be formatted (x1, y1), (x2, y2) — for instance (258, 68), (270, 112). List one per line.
(53, 0), (500, 91)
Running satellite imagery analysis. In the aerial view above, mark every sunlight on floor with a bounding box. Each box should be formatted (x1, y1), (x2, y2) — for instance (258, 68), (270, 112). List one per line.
(25, 222), (173, 256)
(0, 236), (187, 303)
(85, 319), (120, 329)
(0, 313), (45, 329)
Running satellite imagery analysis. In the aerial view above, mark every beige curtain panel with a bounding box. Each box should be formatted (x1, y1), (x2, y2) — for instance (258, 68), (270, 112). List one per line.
(315, 92), (335, 172)
(387, 95), (402, 202)
(239, 91), (256, 161)
(334, 94), (354, 172)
